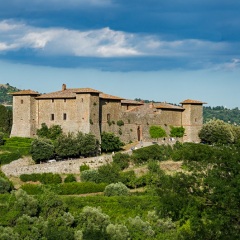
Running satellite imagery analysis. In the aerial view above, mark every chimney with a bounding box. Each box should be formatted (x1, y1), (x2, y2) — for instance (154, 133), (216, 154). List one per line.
(62, 84), (66, 91)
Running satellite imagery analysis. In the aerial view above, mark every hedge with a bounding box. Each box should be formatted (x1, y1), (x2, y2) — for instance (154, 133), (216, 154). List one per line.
(20, 173), (62, 184)
(21, 182), (107, 195)
(0, 152), (22, 165)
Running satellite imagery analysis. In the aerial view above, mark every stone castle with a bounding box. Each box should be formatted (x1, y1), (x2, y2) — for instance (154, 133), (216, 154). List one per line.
(10, 84), (206, 143)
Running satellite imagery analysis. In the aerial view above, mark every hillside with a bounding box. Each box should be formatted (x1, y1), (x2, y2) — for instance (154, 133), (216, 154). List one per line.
(203, 106), (240, 125)
(0, 83), (20, 105)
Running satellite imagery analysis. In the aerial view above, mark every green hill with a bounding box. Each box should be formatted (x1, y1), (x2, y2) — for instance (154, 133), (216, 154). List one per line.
(0, 83), (20, 105)
(203, 106), (240, 125)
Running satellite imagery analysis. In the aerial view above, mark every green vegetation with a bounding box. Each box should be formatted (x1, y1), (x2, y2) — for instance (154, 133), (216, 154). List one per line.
(101, 132), (124, 152)
(104, 182), (129, 196)
(149, 125), (167, 140)
(170, 126), (185, 138)
(203, 105), (240, 124)
(37, 123), (63, 140)
(0, 105), (12, 135)
(0, 83), (20, 105)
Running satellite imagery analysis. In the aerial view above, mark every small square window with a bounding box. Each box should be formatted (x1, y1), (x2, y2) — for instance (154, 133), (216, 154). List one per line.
(51, 114), (54, 121)
(21, 99), (23, 104)
(52, 99), (54, 103)
(64, 99), (66, 102)
(63, 113), (67, 120)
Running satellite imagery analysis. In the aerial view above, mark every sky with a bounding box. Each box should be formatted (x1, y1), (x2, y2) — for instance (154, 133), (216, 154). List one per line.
(0, 0), (240, 108)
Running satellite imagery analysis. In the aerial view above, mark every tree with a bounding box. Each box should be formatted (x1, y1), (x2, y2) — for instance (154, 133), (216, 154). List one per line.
(106, 223), (129, 240)
(101, 132), (124, 152)
(149, 125), (167, 140)
(77, 132), (99, 157)
(37, 123), (62, 140)
(199, 119), (234, 144)
(54, 133), (79, 159)
(170, 126), (185, 138)
(30, 138), (55, 163)
(77, 206), (110, 240)
(0, 105), (12, 135)
(104, 182), (129, 196)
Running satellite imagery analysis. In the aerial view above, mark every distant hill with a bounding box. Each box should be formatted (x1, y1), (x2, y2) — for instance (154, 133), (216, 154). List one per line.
(203, 106), (240, 125)
(0, 83), (20, 105)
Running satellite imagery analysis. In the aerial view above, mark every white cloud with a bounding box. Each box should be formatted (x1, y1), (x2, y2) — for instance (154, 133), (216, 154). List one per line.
(0, 20), (233, 59)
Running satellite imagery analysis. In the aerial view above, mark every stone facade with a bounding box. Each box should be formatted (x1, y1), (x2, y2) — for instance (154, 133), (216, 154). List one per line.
(10, 85), (206, 143)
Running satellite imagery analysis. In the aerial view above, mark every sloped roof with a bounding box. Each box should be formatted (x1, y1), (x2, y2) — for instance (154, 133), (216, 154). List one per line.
(100, 93), (125, 100)
(154, 103), (184, 110)
(36, 89), (76, 99)
(9, 90), (40, 96)
(180, 99), (207, 104)
(73, 88), (102, 93)
(121, 99), (144, 105)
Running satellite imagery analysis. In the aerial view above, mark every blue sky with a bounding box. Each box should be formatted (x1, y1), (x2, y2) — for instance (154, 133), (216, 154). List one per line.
(0, 0), (240, 108)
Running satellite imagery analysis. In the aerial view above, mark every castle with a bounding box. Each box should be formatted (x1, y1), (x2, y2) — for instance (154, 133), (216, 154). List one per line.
(10, 84), (206, 143)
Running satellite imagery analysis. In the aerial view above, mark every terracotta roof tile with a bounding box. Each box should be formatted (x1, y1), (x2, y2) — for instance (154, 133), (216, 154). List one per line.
(73, 88), (102, 93)
(154, 103), (184, 110)
(180, 99), (207, 104)
(121, 99), (144, 105)
(100, 93), (125, 100)
(10, 90), (40, 96)
(36, 89), (76, 99)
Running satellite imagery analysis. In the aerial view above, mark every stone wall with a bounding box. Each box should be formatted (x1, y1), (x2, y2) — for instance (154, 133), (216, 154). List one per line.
(1, 155), (113, 177)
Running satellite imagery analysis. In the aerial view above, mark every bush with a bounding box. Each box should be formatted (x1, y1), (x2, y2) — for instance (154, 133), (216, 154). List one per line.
(112, 153), (131, 170)
(20, 173), (62, 184)
(30, 138), (55, 163)
(80, 164), (90, 172)
(80, 169), (100, 183)
(21, 184), (43, 195)
(37, 123), (63, 140)
(104, 182), (129, 196)
(0, 152), (22, 165)
(64, 174), (76, 183)
(98, 164), (121, 184)
(101, 132), (124, 152)
(147, 159), (160, 173)
(132, 144), (172, 164)
(119, 171), (137, 188)
(0, 177), (12, 193)
(0, 132), (4, 145)
(58, 182), (107, 195)
(117, 120), (124, 126)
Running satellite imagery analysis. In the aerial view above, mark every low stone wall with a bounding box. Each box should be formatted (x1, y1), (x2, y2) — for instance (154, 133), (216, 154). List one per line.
(1, 155), (113, 177)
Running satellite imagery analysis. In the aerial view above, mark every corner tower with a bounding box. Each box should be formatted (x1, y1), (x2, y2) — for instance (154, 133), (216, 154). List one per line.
(10, 90), (40, 137)
(181, 99), (206, 143)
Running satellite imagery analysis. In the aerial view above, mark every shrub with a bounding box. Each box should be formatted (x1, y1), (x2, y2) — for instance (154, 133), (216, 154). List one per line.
(147, 159), (160, 173)
(117, 120), (124, 126)
(80, 169), (100, 183)
(149, 125), (167, 140)
(170, 126), (185, 138)
(98, 164), (121, 184)
(119, 171), (137, 188)
(112, 153), (130, 170)
(80, 164), (90, 172)
(104, 182), (129, 196)
(21, 184), (43, 195)
(64, 174), (76, 183)
(0, 177), (12, 193)
(101, 132), (124, 152)
(0, 152), (22, 165)
(40, 173), (62, 184)
(132, 144), (171, 164)
(30, 138), (55, 163)
(37, 123), (63, 140)
(0, 132), (4, 145)
(58, 182), (107, 195)
(20, 173), (40, 182)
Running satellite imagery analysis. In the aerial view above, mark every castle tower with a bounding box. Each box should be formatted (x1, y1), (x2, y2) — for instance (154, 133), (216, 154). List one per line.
(181, 99), (206, 142)
(10, 90), (40, 138)
(74, 88), (101, 141)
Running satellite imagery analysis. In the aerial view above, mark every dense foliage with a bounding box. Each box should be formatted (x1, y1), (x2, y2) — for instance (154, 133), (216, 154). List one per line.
(101, 132), (124, 152)
(0, 105), (12, 135)
(170, 126), (185, 138)
(0, 83), (20, 104)
(149, 125), (167, 140)
(104, 182), (129, 196)
(203, 105), (240, 125)
(199, 119), (237, 144)
(37, 123), (63, 140)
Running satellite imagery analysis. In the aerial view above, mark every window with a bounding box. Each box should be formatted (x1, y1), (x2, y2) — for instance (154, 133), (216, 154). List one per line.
(52, 99), (54, 103)
(21, 99), (23, 104)
(51, 114), (54, 121)
(107, 114), (111, 121)
(64, 99), (66, 102)
(63, 113), (67, 120)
